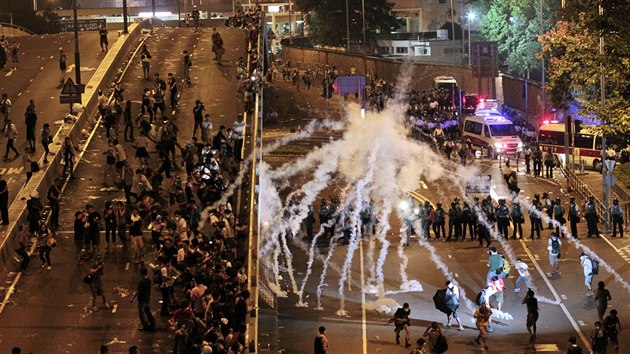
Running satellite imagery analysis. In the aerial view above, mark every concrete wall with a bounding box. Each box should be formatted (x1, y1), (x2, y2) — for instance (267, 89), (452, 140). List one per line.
(0, 19), (153, 277)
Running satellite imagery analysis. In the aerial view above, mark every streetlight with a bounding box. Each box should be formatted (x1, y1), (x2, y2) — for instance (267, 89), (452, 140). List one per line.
(466, 12), (475, 65)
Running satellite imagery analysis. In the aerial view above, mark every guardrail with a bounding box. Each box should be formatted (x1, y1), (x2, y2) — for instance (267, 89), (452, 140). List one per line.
(0, 22), (36, 36)
(564, 168), (607, 225)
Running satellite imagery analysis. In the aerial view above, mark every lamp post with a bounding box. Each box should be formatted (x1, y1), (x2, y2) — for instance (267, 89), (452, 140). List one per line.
(539, 0), (546, 119)
(345, 0), (350, 52)
(466, 12), (475, 65)
(449, 0), (456, 64)
(73, 0), (81, 86)
(123, 0), (129, 34)
(362, 0), (367, 75)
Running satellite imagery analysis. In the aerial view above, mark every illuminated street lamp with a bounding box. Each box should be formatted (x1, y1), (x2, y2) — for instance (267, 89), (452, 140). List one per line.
(466, 12), (475, 65)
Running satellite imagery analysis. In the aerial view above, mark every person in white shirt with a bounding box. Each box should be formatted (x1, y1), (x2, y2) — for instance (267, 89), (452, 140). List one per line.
(232, 114), (246, 161)
(201, 114), (213, 144)
(514, 258), (531, 293)
(580, 252), (595, 296)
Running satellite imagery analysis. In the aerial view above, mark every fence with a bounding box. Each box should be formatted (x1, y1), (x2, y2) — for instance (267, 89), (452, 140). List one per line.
(565, 168), (608, 225)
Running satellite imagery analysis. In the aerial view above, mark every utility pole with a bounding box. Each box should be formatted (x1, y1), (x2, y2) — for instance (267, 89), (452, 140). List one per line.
(288, 1), (292, 45)
(362, 0), (367, 76)
(345, 0), (350, 52)
(178, 0), (182, 28)
(540, 0), (546, 120)
(152, 0), (156, 18)
(450, 0), (456, 64)
(599, 3), (610, 229)
(73, 0), (81, 86)
(123, 0), (129, 34)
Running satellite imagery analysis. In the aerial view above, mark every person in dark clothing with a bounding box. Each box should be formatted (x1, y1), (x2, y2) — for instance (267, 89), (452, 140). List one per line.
(131, 267), (156, 331)
(24, 100), (37, 151)
(167, 73), (178, 109)
(99, 26), (108, 51)
(0, 175), (8, 224)
(123, 100), (134, 141)
(26, 190), (43, 233)
(314, 326), (329, 354)
(15, 223), (30, 271)
(47, 179), (62, 229)
(523, 289), (539, 343)
(192, 100), (205, 138)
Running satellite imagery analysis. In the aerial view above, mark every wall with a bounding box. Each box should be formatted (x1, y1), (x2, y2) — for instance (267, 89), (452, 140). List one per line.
(282, 46), (498, 101)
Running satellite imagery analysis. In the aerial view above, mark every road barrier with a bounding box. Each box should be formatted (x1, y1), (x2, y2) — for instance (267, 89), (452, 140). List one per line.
(0, 18), (156, 285)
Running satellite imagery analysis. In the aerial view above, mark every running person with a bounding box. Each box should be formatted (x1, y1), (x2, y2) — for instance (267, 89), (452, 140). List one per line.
(388, 303), (412, 347)
(603, 309), (621, 354)
(522, 289), (539, 343)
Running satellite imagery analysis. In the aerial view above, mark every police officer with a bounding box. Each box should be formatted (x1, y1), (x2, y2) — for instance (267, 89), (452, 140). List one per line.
(610, 198), (624, 238)
(447, 199), (462, 241)
(511, 201), (524, 239)
(529, 195), (542, 239)
(553, 197), (566, 237)
(568, 196), (580, 238)
(585, 196), (600, 237)
(496, 199), (510, 239)
(462, 201), (475, 240)
(433, 202), (446, 240)
(421, 201), (433, 240)
(543, 192), (554, 229)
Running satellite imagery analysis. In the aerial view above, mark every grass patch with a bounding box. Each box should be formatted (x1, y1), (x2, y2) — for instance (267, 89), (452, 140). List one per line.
(613, 163), (630, 188)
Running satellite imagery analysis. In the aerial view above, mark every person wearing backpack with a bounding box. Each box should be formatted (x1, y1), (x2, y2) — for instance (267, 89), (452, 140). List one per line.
(547, 233), (562, 276)
(610, 198), (624, 238)
(423, 321), (448, 353)
(585, 196), (600, 238)
(432, 202), (446, 240)
(580, 252), (595, 296)
(511, 202), (525, 239)
(554, 197), (566, 237)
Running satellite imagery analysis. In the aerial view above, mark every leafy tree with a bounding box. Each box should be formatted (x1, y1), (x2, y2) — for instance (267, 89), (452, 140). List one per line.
(294, 0), (402, 48)
(540, 0), (630, 134)
(474, 0), (560, 76)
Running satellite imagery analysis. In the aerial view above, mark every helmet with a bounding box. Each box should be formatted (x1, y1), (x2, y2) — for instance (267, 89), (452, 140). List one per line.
(534, 193), (540, 200)
(498, 199), (505, 204)
(589, 196), (594, 201)
(613, 198), (619, 204)
(424, 200), (431, 207)
(555, 197), (561, 202)
(570, 196), (575, 201)
(437, 202), (442, 207)
(543, 192), (549, 199)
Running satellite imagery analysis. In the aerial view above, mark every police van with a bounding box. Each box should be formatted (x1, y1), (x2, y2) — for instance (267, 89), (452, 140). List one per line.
(462, 112), (523, 158)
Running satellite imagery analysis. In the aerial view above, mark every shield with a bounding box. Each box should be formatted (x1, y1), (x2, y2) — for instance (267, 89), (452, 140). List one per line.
(433, 289), (451, 315)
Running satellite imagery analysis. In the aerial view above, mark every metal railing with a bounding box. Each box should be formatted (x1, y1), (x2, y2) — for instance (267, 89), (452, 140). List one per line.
(564, 167), (607, 224)
(0, 22), (36, 36)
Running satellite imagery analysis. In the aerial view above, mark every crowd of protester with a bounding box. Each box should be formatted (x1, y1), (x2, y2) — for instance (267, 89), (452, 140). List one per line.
(13, 5), (265, 354)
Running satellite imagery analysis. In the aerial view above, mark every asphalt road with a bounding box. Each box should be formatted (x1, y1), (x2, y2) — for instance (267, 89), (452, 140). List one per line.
(261, 79), (630, 354)
(0, 22), (245, 353)
(0, 31), (117, 209)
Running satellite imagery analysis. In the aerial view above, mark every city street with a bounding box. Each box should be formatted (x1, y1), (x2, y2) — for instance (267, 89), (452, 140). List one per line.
(261, 77), (630, 353)
(0, 31), (117, 206)
(0, 22), (245, 353)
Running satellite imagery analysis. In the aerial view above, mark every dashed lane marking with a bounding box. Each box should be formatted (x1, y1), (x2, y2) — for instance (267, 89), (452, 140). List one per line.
(561, 294), (567, 300)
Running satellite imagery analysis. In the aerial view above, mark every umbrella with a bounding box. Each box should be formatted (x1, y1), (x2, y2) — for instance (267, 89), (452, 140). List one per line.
(433, 289), (452, 315)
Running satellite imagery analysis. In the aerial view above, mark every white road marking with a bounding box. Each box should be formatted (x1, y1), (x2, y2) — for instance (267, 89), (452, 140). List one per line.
(518, 237), (592, 351)
(578, 320), (585, 326)
(420, 181), (428, 189)
(360, 240), (368, 354)
(112, 304), (118, 313)
(4, 70), (13, 77)
(561, 294), (567, 300)
(66, 64), (75, 73)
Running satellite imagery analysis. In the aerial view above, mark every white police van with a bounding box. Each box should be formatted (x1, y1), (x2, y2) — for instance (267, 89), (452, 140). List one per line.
(462, 111), (523, 158)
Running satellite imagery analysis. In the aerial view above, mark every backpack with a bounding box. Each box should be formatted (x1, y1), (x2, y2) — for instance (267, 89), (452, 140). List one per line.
(551, 238), (560, 255)
(475, 289), (486, 306)
(434, 334), (449, 353)
(590, 258), (599, 275)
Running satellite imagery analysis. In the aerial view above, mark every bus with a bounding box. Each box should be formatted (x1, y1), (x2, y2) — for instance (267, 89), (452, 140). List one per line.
(537, 121), (625, 170)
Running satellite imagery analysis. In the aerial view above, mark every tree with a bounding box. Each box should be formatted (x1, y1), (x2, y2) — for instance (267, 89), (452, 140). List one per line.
(474, 0), (561, 76)
(294, 0), (402, 48)
(540, 0), (630, 134)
